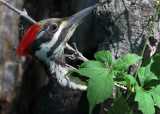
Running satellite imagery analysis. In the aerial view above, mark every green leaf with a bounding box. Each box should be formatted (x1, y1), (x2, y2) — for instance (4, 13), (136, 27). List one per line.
(112, 59), (128, 72)
(87, 71), (114, 114)
(135, 89), (155, 114)
(149, 85), (160, 108)
(67, 75), (87, 86)
(143, 80), (160, 89)
(150, 54), (160, 78)
(141, 54), (160, 79)
(108, 88), (133, 114)
(122, 53), (142, 66)
(66, 60), (114, 114)
(124, 74), (137, 88)
(80, 60), (105, 68)
(94, 50), (112, 67)
(144, 75), (158, 84)
(112, 70), (126, 84)
(138, 66), (157, 87)
(113, 71), (137, 86)
(72, 61), (107, 78)
(134, 84), (141, 91)
(157, 0), (160, 5)
(112, 70), (125, 78)
(138, 55), (160, 87)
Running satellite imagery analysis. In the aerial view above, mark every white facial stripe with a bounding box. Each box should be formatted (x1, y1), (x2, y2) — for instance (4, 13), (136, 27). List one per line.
(41, 24), (64, 48)
(53, 25), (77, 55)
(37, 30), (45, 39)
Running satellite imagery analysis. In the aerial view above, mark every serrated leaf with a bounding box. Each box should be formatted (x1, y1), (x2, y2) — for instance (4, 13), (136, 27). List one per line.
(108, 88), (133, 114)
(87, 71), (114, 114)
(138, 66), (157, 87)
(66, 60), (114, 114)
(143, 80), (160, 89)
(67, 75), (87, 86)
(138, 55), (160, 87)
(135, 89), (155, 114)
(112, 70), (125, 78)
(122, 53), (142, 66)
(144, 75), (158, 84)
(70, 61), (107, 78)
(112, 59), (128, 72)
(124, 74), (137, 88)
(149, 85), (160, 108)
(94, 50), (112, 67)
(80, 60), (105, 68)
(141, 54), (160, 78)
(150, 54), (160, 78)
(113, 70), (136, 85)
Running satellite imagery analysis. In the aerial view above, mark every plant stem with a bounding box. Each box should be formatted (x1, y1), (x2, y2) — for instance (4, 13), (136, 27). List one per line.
(126, 92), (131, 101)
(135, 5), (160, 79)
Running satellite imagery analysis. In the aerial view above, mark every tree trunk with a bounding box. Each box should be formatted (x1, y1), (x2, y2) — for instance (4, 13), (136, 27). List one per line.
(0, 0), (24, 114)
(96, 0), (159, 74)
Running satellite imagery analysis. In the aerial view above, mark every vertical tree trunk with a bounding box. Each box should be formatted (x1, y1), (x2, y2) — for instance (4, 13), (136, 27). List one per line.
(0, 0), (24, 114)
(96, 0), (159, 74)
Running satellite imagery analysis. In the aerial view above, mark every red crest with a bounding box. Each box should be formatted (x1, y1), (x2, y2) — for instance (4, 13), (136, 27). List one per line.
(16, 23), (41, 56)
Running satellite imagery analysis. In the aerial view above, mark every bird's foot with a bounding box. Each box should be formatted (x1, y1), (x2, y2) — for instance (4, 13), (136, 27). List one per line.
(65, 43), (88, 62)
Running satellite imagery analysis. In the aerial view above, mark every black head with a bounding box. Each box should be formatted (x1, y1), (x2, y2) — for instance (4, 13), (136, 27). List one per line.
(16, 3), (99, 64)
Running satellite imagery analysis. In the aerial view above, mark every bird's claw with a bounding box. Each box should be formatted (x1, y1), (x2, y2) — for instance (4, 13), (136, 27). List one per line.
(65, 43), (88, 62)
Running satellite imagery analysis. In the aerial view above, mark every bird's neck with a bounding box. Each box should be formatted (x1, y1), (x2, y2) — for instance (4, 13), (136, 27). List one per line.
(37, 49), (87, 90)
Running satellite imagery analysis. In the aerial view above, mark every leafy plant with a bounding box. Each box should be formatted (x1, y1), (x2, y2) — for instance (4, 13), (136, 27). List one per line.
(67, 51), (160, 114)
(66, 1), (160, 114)
(67, 50), (141, 114)
(108, 88), (133, 114)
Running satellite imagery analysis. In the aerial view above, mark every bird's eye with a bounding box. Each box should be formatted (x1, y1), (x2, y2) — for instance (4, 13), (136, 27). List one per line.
(50, 24), (57, 31)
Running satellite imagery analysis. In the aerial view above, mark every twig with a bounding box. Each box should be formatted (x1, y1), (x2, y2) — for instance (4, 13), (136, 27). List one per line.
(0, 0), (36, 24)
(115, 83), (127, 90)
(66, 64), (77, 70)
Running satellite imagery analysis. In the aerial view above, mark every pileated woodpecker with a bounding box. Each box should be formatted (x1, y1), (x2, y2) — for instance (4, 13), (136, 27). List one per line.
(16, 3), (104, 114)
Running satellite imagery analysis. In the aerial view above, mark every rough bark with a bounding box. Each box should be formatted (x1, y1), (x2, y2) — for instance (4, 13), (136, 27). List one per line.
(96, 0), (159, 74)
(0, 0), (24, 114)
